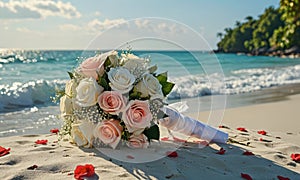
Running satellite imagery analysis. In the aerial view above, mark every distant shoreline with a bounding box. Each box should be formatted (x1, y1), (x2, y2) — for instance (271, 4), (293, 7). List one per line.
(213, 47), (300, 59)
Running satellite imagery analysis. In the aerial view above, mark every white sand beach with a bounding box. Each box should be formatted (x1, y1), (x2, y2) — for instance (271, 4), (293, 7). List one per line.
(0, 94), (300, 179)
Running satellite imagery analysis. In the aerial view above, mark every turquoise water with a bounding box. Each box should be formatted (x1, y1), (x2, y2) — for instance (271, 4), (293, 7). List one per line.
(1, 50), (300, 137)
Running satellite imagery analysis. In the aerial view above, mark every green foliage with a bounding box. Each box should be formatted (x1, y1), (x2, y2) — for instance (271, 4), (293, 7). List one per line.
(67, 71), (74, 79)
(143, 124), (160, 141)
(97, 73), (110, 91)
(217, 1), (300, 53)
(156, 72), (175, 96)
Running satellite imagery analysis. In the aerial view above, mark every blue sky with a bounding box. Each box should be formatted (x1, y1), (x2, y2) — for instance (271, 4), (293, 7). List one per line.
(0, 0), (279, 50)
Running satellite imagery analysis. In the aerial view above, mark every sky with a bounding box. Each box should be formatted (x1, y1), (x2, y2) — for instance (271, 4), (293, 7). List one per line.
(0, 0), (280, 50)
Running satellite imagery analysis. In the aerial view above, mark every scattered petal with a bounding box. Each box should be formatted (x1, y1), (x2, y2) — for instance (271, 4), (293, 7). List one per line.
(35, 140), (48, 145)
(241, 173), (253, 180)
(290, 154), (300, 162)
(216, 148), (226, 155)
(277, 175), (290, 180)
(126, 155), (135, 159)
(0, 146), (11, 157)
(166, 151), (178, 158)
(237, 127), (248, 132)
(74, 164), (95, 180)
(257, 130), (267, 135)
(160, 137), (169, 141)
(27, 165), (38, 170)
(50, 128), (59, 134)
(243, 151), (254, 156)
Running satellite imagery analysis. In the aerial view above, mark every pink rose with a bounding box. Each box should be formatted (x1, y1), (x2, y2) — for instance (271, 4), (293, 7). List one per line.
(98, 91), (127, 115)
(79, 56), (105, 80)
(122, 100), (152, 133)
(94, 119), (123, 149)
(79, 51), (117, 80)
(127, 134), (149, 149)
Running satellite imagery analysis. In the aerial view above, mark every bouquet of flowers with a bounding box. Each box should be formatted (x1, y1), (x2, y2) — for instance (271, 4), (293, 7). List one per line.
(58, 50), (228, 149)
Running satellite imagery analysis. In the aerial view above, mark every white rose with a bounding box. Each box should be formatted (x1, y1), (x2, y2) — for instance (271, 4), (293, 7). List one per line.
(71, 124), (88, 147)
(60, 79), (78, 116)
(60, 95), (73, 116)
(135, 74), (163, 99)
(65, 79), (77, 97)
(107, 67), (135, 94)
(76, 78), (104, 107)
(71, 121), (95, 148)
(122, 54), (148, 76)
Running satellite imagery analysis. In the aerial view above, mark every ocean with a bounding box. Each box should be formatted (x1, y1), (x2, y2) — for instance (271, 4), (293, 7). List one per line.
(1, 49), (300, 137)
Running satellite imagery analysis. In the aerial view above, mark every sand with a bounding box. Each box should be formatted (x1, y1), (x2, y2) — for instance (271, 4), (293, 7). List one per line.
(0, 95), (300, 179)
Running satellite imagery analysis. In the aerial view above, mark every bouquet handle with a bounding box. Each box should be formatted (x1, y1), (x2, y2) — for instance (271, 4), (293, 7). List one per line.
(160, 106), (228, 144)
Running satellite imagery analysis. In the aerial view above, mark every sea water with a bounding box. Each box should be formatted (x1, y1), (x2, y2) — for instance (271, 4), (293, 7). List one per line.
(1, 50), (300, 137)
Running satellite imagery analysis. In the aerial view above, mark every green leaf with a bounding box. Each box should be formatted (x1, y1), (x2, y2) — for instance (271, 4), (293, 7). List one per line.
(98, 73), (110, 91)
(67, 71), (74, 79)
(161, 81), (175, 96)
(129, 90), (142, 100)
(156, 72), (168, 83)
(104, 57), (111, 68)
(143, 124), (160, 141)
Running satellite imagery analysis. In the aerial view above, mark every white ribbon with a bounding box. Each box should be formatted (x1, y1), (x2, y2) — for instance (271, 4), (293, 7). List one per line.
(160, 104), (228, 144)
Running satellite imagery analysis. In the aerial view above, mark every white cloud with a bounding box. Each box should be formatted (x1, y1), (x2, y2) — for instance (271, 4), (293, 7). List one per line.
(87, 18), (127, 32)
(58, 18), (128, 34)
(59, 24), (82, 31)
(0, 0), (81, 19)
(134, 19), (187, 35)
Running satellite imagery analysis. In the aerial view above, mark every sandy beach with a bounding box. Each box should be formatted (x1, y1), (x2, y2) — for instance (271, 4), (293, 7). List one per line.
(0, 93), (299, 179)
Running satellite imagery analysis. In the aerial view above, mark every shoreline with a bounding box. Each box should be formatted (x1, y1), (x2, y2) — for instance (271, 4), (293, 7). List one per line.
(213, 50), (300, 59)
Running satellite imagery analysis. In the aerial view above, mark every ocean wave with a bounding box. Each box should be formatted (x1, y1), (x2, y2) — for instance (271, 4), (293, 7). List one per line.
(1, 65), (300, 112)
(0, 80), (65, 112)
(168, 65), (300, 99)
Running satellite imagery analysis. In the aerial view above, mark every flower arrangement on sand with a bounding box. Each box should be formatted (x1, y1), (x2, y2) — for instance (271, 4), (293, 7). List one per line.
(58, 50), (175, 149)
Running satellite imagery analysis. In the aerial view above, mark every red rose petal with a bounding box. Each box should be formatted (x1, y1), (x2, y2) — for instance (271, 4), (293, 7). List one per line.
(241, 173), (253, 180)
(160, 137), (169, 141)
(35, 139), (48, 145)
(277, 175), (290, 180)
(166, 151), (178, 158)
(290, 153), (300, 162)
(243, 151), (254, 156)
(27, 165), (38, 170)
(50, 128), (59, 134)
(237, 127), (248, 132)
(257, 130), (267, 135)
(74, 164), (95, 180)
(216, 148), (226, 155)
(126, 155), (135, 159)
(0, 146), (11, 157)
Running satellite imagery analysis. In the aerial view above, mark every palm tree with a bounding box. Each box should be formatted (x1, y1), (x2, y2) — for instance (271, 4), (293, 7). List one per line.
(235, 21), (241, 27)
(217, 32), (223, 39)
(224, 28), (232, 33)
(245, 16), (253, 22)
